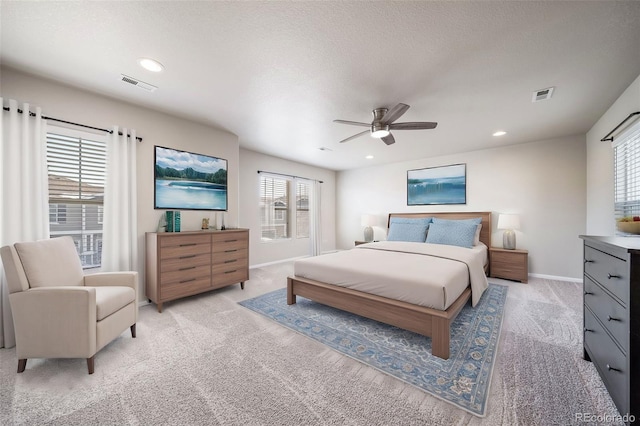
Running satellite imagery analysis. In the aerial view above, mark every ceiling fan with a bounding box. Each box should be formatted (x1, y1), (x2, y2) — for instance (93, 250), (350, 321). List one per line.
(334, 103), (437, 145)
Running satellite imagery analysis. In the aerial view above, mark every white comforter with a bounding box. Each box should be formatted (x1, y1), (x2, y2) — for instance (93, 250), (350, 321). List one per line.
(293, 241), (489, 310)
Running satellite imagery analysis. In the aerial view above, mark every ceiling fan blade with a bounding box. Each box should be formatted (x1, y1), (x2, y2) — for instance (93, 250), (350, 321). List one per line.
(333, 119), (370, 127)
(389, 121), (438, 130)
(380, 103), (410, 124)
(339, 130), (370, 143)
(381, 133), (396, 145)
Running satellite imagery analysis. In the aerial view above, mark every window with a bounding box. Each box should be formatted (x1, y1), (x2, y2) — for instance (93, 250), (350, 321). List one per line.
(614, 121), (640, 232)
(296, 181), (309, 238)
(260, 176), (289, 240)
(47, 130), (106, 268)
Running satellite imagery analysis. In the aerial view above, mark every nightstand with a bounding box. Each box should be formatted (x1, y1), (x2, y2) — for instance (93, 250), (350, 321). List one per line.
(489, 247), (528, 283)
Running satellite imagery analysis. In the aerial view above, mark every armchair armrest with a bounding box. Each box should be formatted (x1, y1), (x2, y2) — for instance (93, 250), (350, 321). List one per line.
(9, 287), (97, 359)
(84, 272), (138, 291)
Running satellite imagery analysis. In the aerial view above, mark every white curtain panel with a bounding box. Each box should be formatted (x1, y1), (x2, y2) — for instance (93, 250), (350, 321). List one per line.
(0, 99), (50, 348)
(309, 180), (323, 257)
(101, 127), (138, 272)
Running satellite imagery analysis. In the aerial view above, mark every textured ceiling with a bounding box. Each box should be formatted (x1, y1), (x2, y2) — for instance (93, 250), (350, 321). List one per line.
(2, 1), (640, 171)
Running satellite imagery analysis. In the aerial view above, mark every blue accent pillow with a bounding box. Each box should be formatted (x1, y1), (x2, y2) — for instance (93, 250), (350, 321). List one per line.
(431, 217), (483, 245)
(426, 220), (478, 248)
(387, 217), (432, 242)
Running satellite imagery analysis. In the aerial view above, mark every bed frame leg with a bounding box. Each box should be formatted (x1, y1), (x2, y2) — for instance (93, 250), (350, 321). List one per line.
(431, 317), (450, 360)
(286, 278), (296, 305)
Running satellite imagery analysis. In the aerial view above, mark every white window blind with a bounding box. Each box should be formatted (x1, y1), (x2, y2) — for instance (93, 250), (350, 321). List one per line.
(47, 132), (107, 268)
(614, 121), (640, 229)
(296, 181), (309, 238)
(260, 176), (289, 240)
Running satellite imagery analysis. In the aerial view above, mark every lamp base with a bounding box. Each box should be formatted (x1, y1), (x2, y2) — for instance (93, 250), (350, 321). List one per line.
(503, 230), (516, 250)
(364, 226), (374, 243)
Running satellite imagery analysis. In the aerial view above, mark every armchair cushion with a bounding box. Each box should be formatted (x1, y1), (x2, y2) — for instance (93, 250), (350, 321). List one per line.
(95, 286), (135, 321)
(14, 237), (84, 288)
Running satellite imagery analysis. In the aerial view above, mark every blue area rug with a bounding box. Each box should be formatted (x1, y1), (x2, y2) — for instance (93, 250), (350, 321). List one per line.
(239, 284), (507, 417)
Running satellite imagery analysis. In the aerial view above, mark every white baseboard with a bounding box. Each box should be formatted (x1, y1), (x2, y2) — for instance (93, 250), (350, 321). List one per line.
(250, 251), (338, 269)
(528, 273), (582, 283)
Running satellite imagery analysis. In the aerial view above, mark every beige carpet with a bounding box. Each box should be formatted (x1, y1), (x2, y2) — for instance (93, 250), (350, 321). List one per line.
(0, 262), (623, 425)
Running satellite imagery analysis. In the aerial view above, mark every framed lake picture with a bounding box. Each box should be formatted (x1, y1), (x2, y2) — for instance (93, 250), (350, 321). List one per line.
(407, 163), (466, 205)
(154, 145), (228, 211)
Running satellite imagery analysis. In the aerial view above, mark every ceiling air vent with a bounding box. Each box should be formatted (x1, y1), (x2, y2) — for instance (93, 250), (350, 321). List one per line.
(532, 87), (554, 102)
(120, 74), (158, 92)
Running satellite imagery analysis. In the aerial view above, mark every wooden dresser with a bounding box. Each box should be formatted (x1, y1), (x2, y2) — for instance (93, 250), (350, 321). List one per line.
(146, 229), (249, 312)
(580, 236), (639, 421)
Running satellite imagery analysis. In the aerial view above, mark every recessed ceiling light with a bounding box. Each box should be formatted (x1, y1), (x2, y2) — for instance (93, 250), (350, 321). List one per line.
(493, 131), (507, 137)
(138, 58), (164, 73)
(365, 155), (374, 159)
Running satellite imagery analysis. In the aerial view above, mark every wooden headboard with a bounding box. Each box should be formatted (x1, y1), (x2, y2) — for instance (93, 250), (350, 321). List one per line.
(388, 211), (492, 247)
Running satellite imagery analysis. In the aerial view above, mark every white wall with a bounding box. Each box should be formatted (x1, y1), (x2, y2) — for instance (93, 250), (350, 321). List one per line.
(1, 66), (240, 301)
(586, 74), (640, 234)
(336, 135), (587, 279)
(239, 148), (336, 266)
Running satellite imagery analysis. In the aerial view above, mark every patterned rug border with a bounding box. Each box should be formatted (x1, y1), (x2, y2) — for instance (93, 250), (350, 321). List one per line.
(239, 284), (508, 417)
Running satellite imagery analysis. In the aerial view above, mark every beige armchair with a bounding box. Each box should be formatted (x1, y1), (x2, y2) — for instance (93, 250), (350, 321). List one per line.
(0, 236), (138, 374)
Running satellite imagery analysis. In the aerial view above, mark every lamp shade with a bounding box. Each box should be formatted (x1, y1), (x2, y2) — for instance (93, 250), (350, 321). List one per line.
(361, 214), (375, 227)
(497, 214), (520, 230)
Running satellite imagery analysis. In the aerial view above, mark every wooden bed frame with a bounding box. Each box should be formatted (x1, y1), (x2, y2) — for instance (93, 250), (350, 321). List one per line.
(287, 211), (492, 360)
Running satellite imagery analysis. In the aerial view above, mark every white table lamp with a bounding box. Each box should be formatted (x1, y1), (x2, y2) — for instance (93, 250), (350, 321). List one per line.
(361, 214), (375, 242)
(497, 214), (520, 250)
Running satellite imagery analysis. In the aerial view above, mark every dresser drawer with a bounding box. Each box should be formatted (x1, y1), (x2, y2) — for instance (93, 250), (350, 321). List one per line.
(212, 233), (248, 251)
(161, 264), (211, 286)
(161, 242), (211, 260)
(212, 257), (248, 275)
(584, 245), (629, 305)
(161, 252), (211, 273)
(584, 276), (629, 354)
(212, 268), (248, 288)
(161, 277), (212, 300)
(584, 307), (629, 414)
(160, 234), (211, 248)
(212, 248), (248, 265)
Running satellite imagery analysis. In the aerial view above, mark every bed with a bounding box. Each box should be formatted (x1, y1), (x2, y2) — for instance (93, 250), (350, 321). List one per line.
(287, 211), (492, 359)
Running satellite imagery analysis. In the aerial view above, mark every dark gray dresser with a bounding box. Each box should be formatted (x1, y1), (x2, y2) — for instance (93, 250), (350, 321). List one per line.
(580, 236), (639, 420)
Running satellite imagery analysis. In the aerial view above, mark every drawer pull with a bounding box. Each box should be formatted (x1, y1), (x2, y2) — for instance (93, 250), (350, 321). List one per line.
(179, 243), (197, 247)
(607, 315), (621, 322)
(224, 239), (237, 243)
(606, 364), (621, 372)
(179, 266), (196, 271)
(225, 270), (237, 274)
(607, 273), (621, 279)
(584, 291), (594, 295)
(224, 260), (237, 264)
(179, 255), (196, 259)
(180, 278), (196, 284)
(584, 328), (594, 332)
(225, 249), (237, 253)
(584, 259), (594, 264)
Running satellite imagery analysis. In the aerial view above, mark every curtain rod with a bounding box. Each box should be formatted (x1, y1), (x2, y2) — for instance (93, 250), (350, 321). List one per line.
(601, 111), (640, 142)
(257, 170), (323, 184)
(2, 106), (143, 142)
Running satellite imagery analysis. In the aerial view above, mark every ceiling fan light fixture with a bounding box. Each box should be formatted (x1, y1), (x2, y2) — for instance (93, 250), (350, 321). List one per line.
(371, 123), (390, 138)
(493, 130), (507, 137)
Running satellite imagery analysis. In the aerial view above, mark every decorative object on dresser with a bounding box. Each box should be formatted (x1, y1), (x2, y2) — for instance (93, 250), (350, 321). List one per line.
(489, 247), (528, 283)
(580, 236), (639, 421)
(497, 213), (520, 250)
(146, 229), (249, 312)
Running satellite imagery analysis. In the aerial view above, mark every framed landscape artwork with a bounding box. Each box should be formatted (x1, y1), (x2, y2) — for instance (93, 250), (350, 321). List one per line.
(407, 163), (466, 205)
(154, 145), (228, 211)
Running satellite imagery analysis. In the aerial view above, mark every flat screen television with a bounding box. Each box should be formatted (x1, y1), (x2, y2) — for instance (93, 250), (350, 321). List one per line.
(154, 145), (228, 211)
